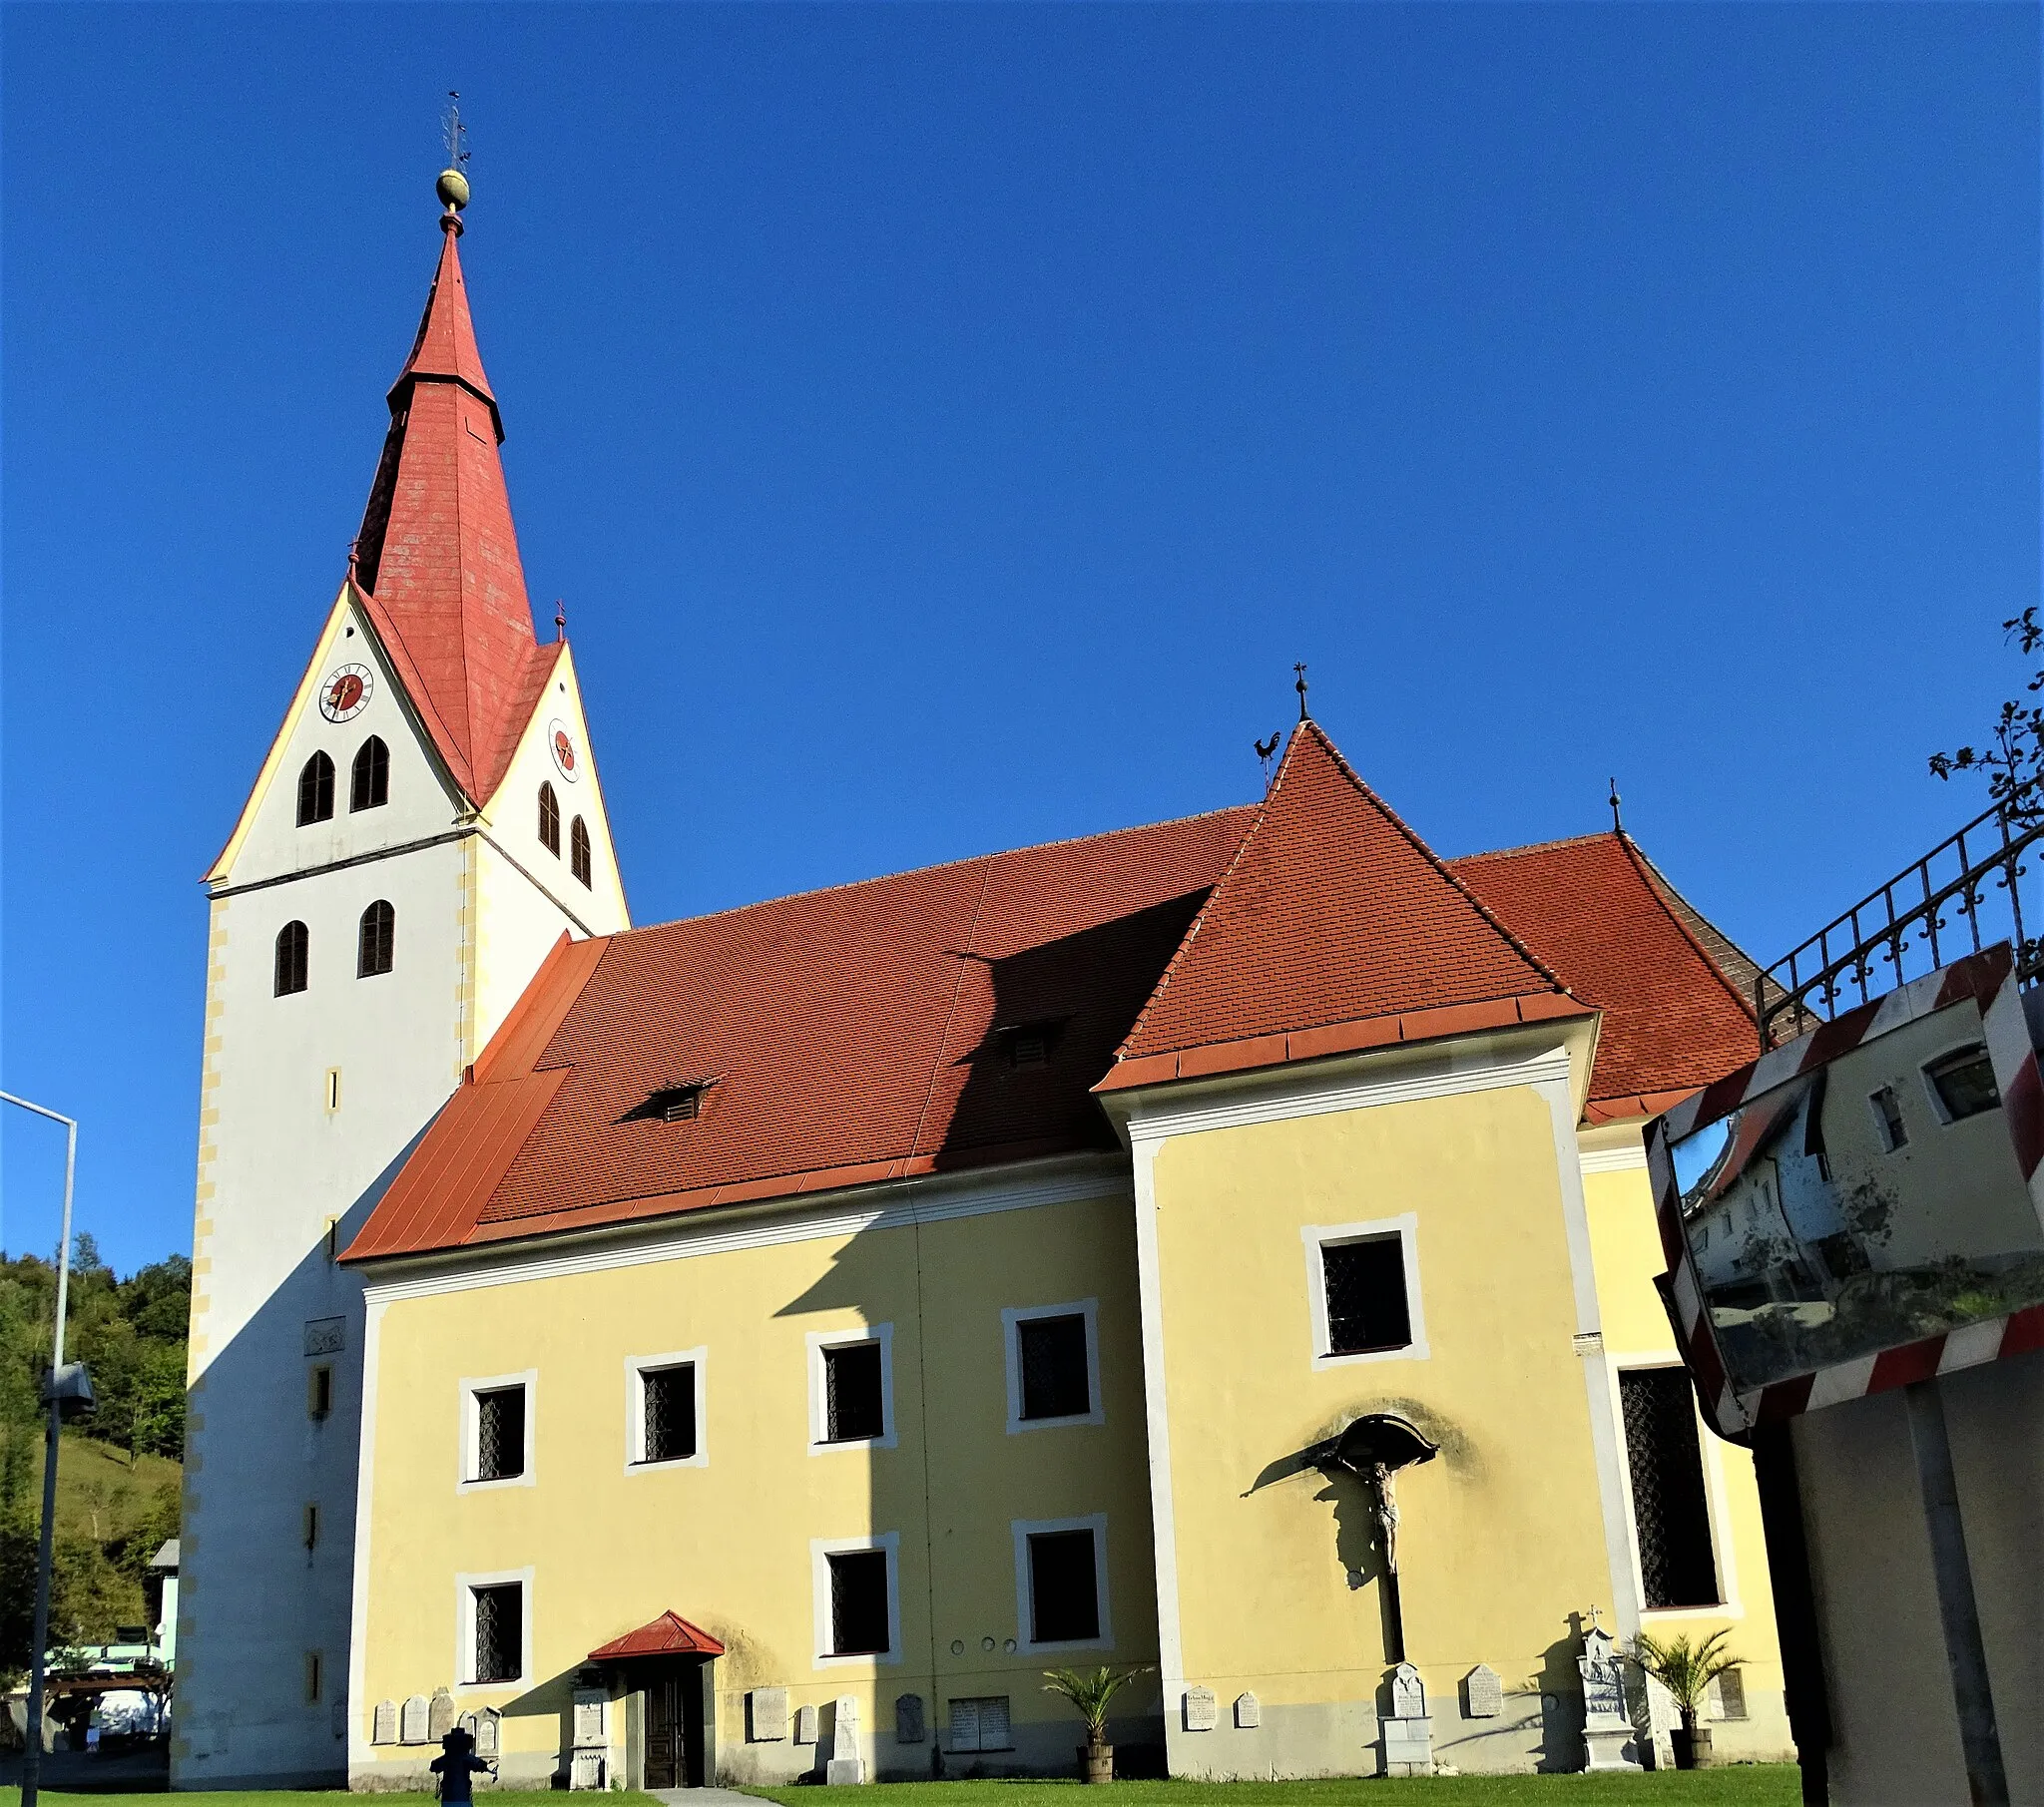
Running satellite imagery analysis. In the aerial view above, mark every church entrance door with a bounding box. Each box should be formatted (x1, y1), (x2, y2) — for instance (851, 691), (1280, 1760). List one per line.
(644, 1659), (709, 1788)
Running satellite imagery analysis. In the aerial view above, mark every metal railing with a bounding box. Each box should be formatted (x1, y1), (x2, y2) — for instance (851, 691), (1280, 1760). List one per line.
(1757, 797), (2044, 1051)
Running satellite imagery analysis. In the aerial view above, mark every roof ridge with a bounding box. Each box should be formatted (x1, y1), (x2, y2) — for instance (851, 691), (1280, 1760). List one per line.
(1615, 832), (1762, 1023)
(1450, 829), (1614, 864)
(618, 800), (1261, 941)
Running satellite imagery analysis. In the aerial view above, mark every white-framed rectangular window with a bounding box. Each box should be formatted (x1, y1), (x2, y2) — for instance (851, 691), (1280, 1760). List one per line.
(459, 1370), (537, 1491)
(625, 1348), (707, 1471)
(455, 1567), (533, 1690)
(810, 1533), (901, 1666)
(1301, 1215), (1427, 1368)
(1002, 1300), (1103, 1433)
(806, 1325), (896, 1453)
(946, 1696), (1013, 1753)
(1012, 1514), (1112, 1654)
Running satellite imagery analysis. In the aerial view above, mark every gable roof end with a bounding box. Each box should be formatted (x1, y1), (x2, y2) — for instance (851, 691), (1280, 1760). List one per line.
(1101, 720), (1587, 1090)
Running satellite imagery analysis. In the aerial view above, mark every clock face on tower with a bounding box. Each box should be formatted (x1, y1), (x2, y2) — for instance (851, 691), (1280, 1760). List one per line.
(319, 663), (374, 723)
(548, 718), (581, 782)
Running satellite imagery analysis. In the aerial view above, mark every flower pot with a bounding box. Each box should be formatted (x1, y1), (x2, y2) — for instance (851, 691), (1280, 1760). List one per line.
(1080, 1741), (1114, 1783)
(1670, 1726), (1714, 1770)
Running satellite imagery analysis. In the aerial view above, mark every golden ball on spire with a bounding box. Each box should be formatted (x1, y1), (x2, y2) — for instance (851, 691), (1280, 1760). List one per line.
(436, 167), (470, 212)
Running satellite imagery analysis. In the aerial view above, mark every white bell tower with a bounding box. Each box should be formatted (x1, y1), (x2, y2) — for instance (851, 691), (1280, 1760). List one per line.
(176, 179), (629, 1786)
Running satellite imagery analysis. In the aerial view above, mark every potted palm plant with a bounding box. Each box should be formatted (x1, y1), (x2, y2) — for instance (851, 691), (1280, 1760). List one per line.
(1043, 1665), (1152, 1783)
(1632, 1629), (1740, 1769)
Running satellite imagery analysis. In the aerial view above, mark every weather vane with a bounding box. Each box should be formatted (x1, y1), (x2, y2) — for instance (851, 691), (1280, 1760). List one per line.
(1293, 662), (1310, 721)
(1255, 729), (1280, 790)
(437, 91), (472, 226)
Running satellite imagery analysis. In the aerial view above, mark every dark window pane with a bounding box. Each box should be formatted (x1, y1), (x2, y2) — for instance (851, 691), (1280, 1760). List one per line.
(357, 900), (395, 978)
(274, 922), (309, 997)
(475, 1386), (526, 1481)
(1620, 1368), (1719, 1608)
(1321, 1237), (1411, 1354)
(571, 816), (592, 887)
(350, 736), (389, 811)
(1018, 1315), (1091, 1420)
(1028, 1530), (1100, 1643)
(644, 1365), (697, 1464)
(824, 1342), (885, 1441)
(473, 1583), (521, 1682)
(1927, 1047), (2000, 1123)
(297, 752), (334, 825)
(1872, 1087), (1908, 1151)
(827, 1551), (889, 1655)
(539, 782), (561, 855)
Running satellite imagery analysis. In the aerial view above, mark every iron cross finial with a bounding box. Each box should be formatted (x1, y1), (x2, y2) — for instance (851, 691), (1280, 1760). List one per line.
(555, 600), (567, 643)
(1293, 662), (1309, 721)
(1608, 777), (1623, 834)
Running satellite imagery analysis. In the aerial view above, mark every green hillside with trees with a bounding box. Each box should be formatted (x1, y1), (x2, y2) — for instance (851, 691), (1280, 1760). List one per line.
(0, 1239), (189, 1680)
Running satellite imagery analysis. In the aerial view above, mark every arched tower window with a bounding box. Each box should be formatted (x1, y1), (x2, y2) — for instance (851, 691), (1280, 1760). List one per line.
(274, 921), (309, 996)
(358, 901), (396, 978)
(570, 816), (592, 888)
(350, 736), (389, 812)
(538, 782), (561, 856)
(297, 752), (334, 825)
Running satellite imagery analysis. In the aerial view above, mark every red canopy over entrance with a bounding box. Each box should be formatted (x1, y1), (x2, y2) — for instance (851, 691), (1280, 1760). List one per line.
(587, 1610), (726, 1661)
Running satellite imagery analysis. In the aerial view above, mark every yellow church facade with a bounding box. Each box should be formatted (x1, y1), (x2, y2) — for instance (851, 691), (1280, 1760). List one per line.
(339, 727), (1795, 1788)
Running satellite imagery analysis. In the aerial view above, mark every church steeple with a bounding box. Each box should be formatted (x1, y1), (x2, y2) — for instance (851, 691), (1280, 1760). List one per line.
(350, 183), (546, 807)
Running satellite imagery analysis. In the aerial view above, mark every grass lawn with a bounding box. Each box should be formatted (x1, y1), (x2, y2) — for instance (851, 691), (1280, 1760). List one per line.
(748, 1770), (1800, 1805)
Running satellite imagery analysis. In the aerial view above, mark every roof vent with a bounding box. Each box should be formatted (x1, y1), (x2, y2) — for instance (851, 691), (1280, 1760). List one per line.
(997, 1019), (1068, 1072)
(624, 1082), (713, 1126)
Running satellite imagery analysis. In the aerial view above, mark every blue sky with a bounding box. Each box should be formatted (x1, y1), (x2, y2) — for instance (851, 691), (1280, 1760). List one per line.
(2, 3), (2036, 1273)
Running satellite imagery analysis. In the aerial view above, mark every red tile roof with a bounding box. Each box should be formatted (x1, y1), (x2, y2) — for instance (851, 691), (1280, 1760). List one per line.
(351, 223), (551, 806)
(342, 725), (1762, 1265)
(589, 1610), (727, 1660)
(342, 808), (1255, 1260)
(1449, 831), (1759, 1106)
(1101, 722), (1576, 1087)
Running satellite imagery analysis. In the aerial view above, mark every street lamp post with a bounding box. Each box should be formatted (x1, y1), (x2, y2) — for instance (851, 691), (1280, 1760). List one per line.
(2, 1089), (85, 1807)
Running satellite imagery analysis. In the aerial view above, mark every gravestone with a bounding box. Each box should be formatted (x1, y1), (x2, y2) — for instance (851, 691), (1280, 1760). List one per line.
(572, 1688), (607, 1748)
(400, 1695), (430, 1744)
(825, 1693), (865, 1785)
(1380, 1662), (1433, 1779)
(896, 1694), (926, 1745)
(428, 1689), (457, 1740)
(1463, 1665), (1503, 1719)
(475, 1708), (501, 1760)
(1234, 1692), (1260, 1730)
(795, 1704), (818, 1745)
(1577, 1624), (1641, 1772)
(372, 1700), (397, 1745)
(570, 1751), (606, 1792)
(1183, 1687), (1218, 1732)
(750, 1687), (789, 1741)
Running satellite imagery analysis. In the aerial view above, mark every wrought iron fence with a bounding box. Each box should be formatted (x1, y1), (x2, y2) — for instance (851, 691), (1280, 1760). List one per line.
(1757, 797), (2044, 1050)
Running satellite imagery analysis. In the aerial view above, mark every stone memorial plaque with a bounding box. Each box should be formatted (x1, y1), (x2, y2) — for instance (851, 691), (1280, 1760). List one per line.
(1234, 1692), (1260, 1730)
(428, 1689), (457, 1740)
(1381, 1714), (1434, 1780)
(570, 1750), (605, 1791)
(825, 1695), (865, 1784)
(372, 1700), (397, 1745)
(572, 1688), (606, 1747)
(400, 1695), (430, 1744)
(1390, 1662), (1426, 1720)
(1463, 1665), (1503, 1718)
(895, 1694), (926, 1744)
(303, 1317), (346, 1356)
(1183, 1686), (1218, 1732)
(750, 1687), (789, 1741)
(795, 1704), (819, 1745)
(1578, 1627), (1626, 1724)
(475, 1707), (501, 1759)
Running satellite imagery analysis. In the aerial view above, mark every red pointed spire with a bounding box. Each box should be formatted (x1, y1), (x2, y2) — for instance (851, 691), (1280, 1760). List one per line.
(352, 216), (553, 805)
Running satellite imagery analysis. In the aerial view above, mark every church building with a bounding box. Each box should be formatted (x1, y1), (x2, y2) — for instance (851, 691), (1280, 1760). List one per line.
(182, 176), (1793, 1788)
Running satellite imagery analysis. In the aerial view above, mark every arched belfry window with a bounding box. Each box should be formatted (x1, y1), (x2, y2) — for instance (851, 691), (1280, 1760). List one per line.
(358, 901), (395, 978)
(570, 816), (592, 888)
(350, 736), (389, 812)
(297, 752), (335, 826)
(274, 921), (309, 996)
(538, 782), (561, 856)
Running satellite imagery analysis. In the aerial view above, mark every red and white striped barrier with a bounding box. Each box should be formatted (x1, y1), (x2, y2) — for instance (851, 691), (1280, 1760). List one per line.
(1646, 943), (2044, 1438)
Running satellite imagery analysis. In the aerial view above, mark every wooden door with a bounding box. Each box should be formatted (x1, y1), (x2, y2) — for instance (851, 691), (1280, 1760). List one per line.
(645, 1670), (683, 1789)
